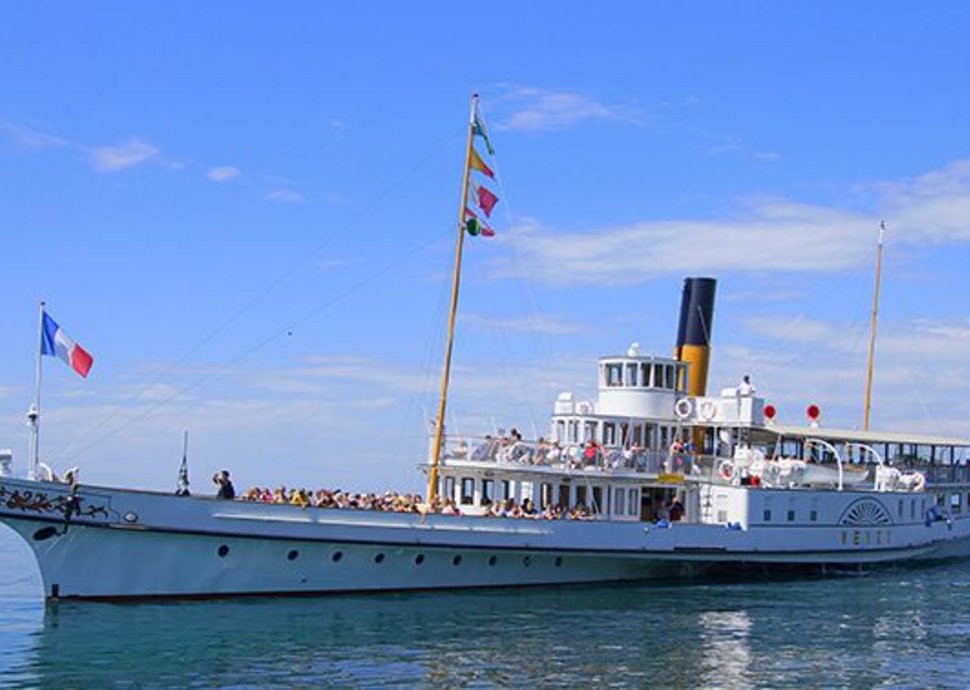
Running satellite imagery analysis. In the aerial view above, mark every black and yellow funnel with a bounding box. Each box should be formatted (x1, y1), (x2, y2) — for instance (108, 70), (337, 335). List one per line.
(674, 277), (717, 397)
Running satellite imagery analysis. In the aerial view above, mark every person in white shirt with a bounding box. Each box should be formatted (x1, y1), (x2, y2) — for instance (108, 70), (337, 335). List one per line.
(738, 374), (756, 396)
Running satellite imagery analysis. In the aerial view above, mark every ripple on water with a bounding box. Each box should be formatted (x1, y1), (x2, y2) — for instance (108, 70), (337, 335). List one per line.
(3, 527), (970, 687)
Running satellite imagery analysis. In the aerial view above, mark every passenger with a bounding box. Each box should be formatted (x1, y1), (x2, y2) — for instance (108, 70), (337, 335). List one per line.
(738, 374), (756, 396)
(290, 488), (310, 509)
(471, 435), (493, 462)
(582, 440), (599, 466)
(213, 471), (235, 500)
(669, 497), (685, 521)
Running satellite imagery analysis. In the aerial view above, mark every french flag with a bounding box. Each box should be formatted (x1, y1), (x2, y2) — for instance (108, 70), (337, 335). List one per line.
(41, 311), (94, 378)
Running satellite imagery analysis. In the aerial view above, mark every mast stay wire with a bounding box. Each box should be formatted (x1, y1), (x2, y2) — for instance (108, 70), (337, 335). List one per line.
(56, 132), (461, 462)
(53, 129), (464, 465)
(56, 234), (446, 466)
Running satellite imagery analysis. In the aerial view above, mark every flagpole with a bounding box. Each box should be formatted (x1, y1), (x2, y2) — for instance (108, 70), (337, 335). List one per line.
(29, 301), (46, 480)
(863, 222), (885, 431)
(427, 94), (479, 504)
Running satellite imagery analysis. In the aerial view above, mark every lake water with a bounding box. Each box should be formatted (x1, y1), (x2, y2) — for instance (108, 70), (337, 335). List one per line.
(2, 526), (970, 688)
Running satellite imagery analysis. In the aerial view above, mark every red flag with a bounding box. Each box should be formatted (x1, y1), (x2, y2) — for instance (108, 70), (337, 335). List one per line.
(475, 184), (499, 217)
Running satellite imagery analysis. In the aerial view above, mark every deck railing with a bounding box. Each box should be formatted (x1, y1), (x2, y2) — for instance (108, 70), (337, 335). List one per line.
(440, 435), (705, 477)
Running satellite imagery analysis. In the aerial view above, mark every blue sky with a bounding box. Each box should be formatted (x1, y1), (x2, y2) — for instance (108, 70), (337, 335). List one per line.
(2, 2), (969, 492)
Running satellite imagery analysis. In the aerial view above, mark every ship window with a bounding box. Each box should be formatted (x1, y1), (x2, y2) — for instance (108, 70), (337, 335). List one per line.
(540, 483), (553, 509)
(523, 556), (531, 567)
(665, 366), (676, 389)
(950, 494), (963, 514)
(568, 421), (579, 443)
(584, 421), (597, 442)
(592, 487), (603, 513)
(287, 550), (299, 561)
(501, 480), (511, 502)
(810, 510), (818, 522)
(482, 479), (494, 505)
(626, 363), (638, 386)
(559, 484), (570, 508)
(615, 488), (626, 516)
(787, 510), (795, 522)
(488, 555), (497, 567)
(763, 510), (772, 522)
(452, 555), (462, 566)
(374, 553), (385, 564)
(332, 551), (343, 562)
(444, 476), (455, 502)
(217, 544), (230, 558)
(603, 423), (616, 446)
(555, 556), (564, 567)
(628, 488), (639, 516)
(911, 499), (916, 519)
(632, 424), (643, 447)
(606, 363), (623, 387)
(556, 420), (566, 442)
(460, 478), (475, 505)
(576, 485), (587, 507)
(414, 554), (425, 565)
(652, 364), (663, 389)
(641, 363), (653, 387)
(898, 499), (904, 518)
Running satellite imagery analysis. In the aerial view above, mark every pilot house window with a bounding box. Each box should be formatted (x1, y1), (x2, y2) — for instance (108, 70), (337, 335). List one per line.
(606, 364), (623, 387)
(626, 363), (638, 387)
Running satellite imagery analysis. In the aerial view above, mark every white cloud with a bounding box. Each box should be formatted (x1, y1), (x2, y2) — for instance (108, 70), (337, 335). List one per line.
(89, 138), (160, 172)
(461, 312), (583, 336)
(494, 87), (645, 132)
(266, 189), (303, 203)
(1, 122), (68, 149)
(492, 158), (970, 286)
(207, 166), (240, 181)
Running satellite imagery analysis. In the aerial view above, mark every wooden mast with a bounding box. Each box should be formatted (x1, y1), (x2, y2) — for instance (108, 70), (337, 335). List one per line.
(863, 221), (886, 431)
(427, 94), (479, 503)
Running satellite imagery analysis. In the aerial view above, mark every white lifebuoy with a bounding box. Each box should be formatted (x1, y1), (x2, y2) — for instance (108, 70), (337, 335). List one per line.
(718, 460), (735, 481)
(699, 399), (718, 421)
(912, 473), (925, 492)
(674, 397), (694, 420)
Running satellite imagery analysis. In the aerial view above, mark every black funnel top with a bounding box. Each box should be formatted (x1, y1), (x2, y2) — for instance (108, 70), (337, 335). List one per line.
(675, 277), (717, 348)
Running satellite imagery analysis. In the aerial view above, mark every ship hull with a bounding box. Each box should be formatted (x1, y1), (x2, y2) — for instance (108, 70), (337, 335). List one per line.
(3, 477), (970, 600)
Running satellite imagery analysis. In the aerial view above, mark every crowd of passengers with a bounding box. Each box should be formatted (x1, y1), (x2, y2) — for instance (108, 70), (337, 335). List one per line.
(458, 428), (692, 472)
(240, 486), (594, 520)
(237, 486), (599, 520)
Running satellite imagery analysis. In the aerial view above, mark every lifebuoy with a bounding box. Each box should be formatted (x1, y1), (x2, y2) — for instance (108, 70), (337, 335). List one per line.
(674, 397), (693, 420)
(719, 460), (735, 481)
(699, 400), (718, 421)
(912, 473), (925, 492)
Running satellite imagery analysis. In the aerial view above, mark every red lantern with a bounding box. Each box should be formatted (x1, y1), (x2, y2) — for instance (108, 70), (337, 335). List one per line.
(763, 404), (777, 420)
(806, 404), (820, 421)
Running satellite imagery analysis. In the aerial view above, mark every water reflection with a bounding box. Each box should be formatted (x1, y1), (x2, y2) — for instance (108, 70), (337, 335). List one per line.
(697, 610), (752, 687)
(5, 559), (970, 687)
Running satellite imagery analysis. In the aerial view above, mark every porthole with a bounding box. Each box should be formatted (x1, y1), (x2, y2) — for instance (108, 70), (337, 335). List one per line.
(32, 526), (58, 542)
(452, 555), (462, 566)
(414, 554), (425, 565)
(374, 553), (385, 564)
(523, 556), (531, 567)
(287, 549), (299, 561)
(217, 544), (230, 557)
(554, 556), (563, 568)
(331, 551), (343, 563)
(488, 555), (497, 567)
